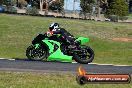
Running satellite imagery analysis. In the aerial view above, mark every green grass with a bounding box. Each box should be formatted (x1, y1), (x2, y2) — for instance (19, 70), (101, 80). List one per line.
(129, 14), (132, 17)
(128, 14), (132, 20)
(0, 72), (131, 88)
(0, 14), (132, 65)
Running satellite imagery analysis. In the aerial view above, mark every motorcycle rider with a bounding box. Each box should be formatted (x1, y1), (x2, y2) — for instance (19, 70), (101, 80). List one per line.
(46, 23), (79, 48)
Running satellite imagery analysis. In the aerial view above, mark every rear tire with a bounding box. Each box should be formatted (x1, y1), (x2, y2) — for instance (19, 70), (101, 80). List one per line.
(26, 45), (47, 61)
(73, 46), (94, 64)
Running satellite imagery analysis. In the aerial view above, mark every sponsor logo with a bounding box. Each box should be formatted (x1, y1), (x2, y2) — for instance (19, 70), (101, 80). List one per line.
(76, 66), (131, 85)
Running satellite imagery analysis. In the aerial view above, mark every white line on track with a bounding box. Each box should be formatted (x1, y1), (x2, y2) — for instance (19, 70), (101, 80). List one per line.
(72, 62), (77, 64)
(0, 58), (15, 60)
(0, 58), (4, 59)
(72, 62), (131, 66)
(90, 63), (113, 65)
(90, 63), (132, 66)
(0, 58), (131, 66)
(8, 59), (15, 60)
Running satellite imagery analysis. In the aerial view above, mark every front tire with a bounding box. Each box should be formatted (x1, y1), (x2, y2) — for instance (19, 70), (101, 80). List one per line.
(26, 45), (47, 61)
(73, 46), (94, 64)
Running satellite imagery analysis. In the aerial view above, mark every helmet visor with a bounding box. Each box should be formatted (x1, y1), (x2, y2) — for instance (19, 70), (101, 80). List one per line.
(49, 26), (54, 31)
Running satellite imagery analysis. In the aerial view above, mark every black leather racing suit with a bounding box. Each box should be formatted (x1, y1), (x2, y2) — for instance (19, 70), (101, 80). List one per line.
(51, 28), (76, 45)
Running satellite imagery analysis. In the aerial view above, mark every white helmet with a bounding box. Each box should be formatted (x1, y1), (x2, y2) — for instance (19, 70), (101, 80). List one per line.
(49, 23), (59, 31)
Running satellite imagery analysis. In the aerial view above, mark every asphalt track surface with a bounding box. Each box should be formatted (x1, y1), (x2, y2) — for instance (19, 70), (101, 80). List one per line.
(0, 59), (132, 74)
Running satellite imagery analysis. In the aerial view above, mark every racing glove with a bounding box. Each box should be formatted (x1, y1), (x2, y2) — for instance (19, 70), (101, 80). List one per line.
(46, 31), (53, 37)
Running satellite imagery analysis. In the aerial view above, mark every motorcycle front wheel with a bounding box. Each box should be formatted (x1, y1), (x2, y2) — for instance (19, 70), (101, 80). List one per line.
(26, 45), (47, 61)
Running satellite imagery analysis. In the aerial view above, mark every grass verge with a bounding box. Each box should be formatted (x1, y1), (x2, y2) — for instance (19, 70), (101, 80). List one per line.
(0, 72), (131, 88)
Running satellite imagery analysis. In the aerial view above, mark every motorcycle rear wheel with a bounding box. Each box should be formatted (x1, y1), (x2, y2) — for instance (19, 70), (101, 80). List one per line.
(73, 46), (94, 64)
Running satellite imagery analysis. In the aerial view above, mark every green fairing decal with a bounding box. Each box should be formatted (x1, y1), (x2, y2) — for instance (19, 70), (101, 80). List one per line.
(48, 49), (72, 62)
(76, 37), (90, 45)
(42, 40), (55, 53)
(42, 40), (72, 62)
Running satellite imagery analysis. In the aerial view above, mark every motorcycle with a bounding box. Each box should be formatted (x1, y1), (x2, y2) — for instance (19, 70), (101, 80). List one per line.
(26, 32), (94, 64)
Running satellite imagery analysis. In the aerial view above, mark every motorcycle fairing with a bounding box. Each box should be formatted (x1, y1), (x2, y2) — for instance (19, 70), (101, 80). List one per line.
(42, 40), (72, 62)
(76, 37), (90, 45)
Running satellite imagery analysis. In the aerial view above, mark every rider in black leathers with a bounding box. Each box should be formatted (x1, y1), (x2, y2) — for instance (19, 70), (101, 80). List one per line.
(47, 23), (79, 48)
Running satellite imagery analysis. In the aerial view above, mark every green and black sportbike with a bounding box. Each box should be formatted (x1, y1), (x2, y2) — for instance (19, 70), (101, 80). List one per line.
(26, 33), (94, 64)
